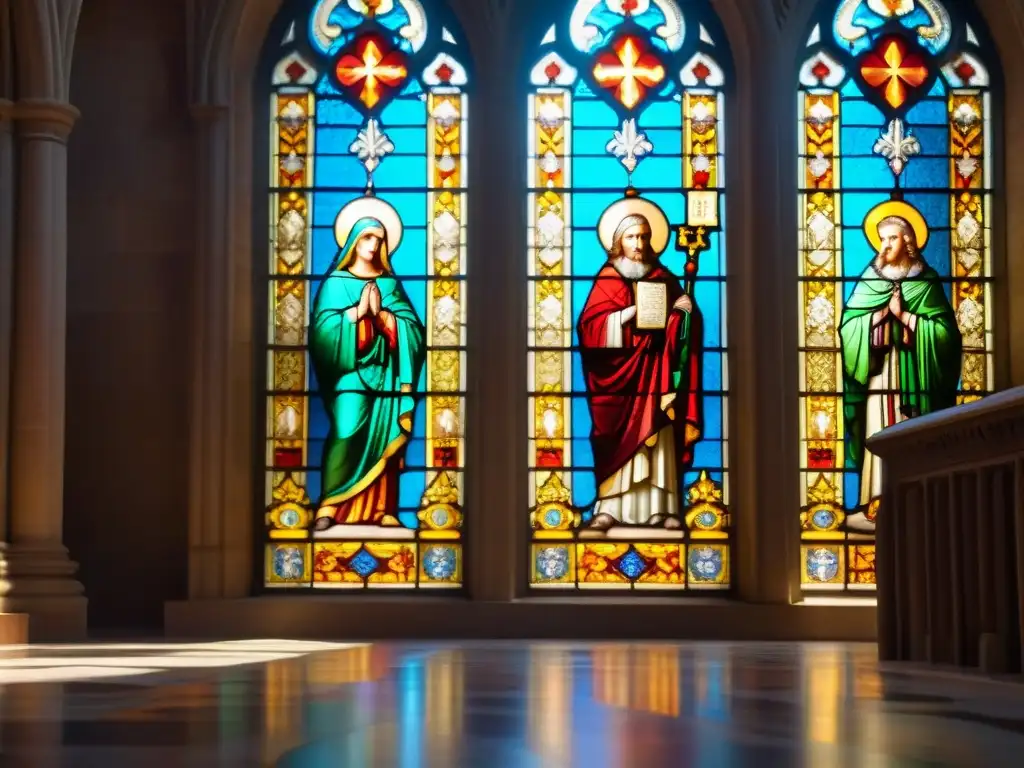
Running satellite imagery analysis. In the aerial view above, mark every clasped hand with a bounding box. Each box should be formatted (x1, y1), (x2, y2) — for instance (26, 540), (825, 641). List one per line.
(888, 288), (903, 319)
(357, 282), (383, 319)
(674, 294), (693, 314)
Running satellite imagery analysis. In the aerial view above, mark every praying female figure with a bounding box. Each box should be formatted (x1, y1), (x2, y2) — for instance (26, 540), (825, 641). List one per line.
(310, 202), (425, 535)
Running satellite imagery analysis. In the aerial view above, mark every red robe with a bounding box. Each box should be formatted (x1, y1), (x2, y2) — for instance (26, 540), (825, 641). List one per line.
(577, 264), (702, 489)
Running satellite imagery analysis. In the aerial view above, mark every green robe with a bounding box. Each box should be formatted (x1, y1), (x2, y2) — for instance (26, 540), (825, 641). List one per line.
(310, 271), (425, 508)
(840, 262), (962, 475)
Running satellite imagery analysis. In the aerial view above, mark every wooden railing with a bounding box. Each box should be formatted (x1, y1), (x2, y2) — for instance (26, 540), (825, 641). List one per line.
(868, 387), (1024, 673)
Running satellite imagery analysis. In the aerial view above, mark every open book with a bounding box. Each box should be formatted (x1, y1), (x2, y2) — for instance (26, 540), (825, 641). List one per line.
(634, 281), (669, 330)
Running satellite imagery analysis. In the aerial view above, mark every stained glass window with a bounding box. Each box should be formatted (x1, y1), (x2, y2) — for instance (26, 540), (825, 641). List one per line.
(260, 0), (469, 589)
(527, 0), (732, 590)
(798, 0), (996, 590)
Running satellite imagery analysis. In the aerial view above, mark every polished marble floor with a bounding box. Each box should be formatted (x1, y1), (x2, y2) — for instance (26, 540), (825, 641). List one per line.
(0, 640), (1022, 766)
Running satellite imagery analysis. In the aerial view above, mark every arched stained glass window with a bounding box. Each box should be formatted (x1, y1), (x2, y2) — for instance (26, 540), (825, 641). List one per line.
(797, 0), (997, 591)
(527, 0), (733, 590)
(259, 0), (470, 590)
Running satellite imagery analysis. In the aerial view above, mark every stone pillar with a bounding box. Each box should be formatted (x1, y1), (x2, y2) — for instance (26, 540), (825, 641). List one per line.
(186, 103), (233, 600)
(714, 2), (800, 604)
(0, 97), (27, 643)
(0, 98), (13, 546)
(0, 99), (86, 640)
(462, 44), (522, 603)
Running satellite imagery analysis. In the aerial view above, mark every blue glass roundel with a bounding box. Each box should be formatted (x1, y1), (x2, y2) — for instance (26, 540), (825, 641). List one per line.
(689, 546), (723, 581)
(273, 546), (305, 580)
(806, 548), (840, 583)
(535, 547), (571, 581)
(423, 546), (457, 581)
(696, 510), (719, 529)
(431, 507), (451, 528)
(544, 507), (563, 527)
(812, 507), (836, 529)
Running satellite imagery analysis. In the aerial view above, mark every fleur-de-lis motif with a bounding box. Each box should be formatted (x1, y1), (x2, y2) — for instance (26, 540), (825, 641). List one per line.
(349, 119), (395, 183)
(872, 118), (921, 177)
(606, 118), (654, 178)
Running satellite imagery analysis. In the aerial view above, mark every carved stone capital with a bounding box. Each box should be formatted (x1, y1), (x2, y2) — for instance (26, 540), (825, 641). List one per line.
(9, 0), (82, 101)
(13, 99), (79, 143)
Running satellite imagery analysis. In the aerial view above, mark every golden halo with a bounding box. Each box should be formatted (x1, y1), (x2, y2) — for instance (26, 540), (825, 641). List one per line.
(334, 195), (404, 253)
(597, 196), (671, 254)
(863, 200), (929, 252)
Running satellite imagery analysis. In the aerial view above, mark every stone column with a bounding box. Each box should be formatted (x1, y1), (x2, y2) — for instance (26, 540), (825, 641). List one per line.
(186, 103), (233, 600)
(0, 98), (13, 546)
(0, 99), (86, 640)
(458, 0), (524, 601)
(716, 4), (800, 604)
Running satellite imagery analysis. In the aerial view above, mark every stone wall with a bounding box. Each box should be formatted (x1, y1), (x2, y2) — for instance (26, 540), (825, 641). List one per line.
(65, 0), (193, 629)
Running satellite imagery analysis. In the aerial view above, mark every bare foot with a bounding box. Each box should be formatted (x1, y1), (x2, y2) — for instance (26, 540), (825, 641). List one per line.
(663, 516), (682, 530)
(314, 517), (334, 532)
(588, 513), (616, 531)
(844, 511), (875, 534)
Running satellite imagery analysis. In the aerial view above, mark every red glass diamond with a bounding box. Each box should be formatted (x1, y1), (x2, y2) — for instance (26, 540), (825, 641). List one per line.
(692, 61), (712, 81)
(544, 61), (562, 82)
(622, 0), (639, 13)
(811, 60), (831, 81)
(285, 60), (308, 82)
(955, 59), (976, 81)
(434, 63), (455, 83)
(693, 170), (710, 189)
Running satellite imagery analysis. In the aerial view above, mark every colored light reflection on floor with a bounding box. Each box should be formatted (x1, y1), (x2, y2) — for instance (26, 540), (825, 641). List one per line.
(0, 641), (1021, 766)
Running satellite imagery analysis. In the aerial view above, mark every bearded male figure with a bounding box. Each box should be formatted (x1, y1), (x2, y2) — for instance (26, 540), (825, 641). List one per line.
(840, 206), (962, 533)
(577, 205), (702, 534)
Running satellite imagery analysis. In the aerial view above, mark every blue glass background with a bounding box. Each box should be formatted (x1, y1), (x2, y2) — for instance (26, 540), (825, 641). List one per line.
(290, 81), (452, 521)
(835, 79), (955, 508)
(561, 90), (728, 511)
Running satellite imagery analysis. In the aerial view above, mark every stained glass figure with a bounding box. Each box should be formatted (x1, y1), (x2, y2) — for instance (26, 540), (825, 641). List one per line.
(798, 0), (997, 590)
(528, 0), (732, 590)
(260, 0), (469, 589)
